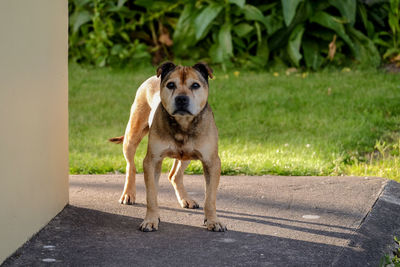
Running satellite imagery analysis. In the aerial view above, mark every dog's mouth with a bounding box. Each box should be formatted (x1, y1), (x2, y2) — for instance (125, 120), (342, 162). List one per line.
(172, 109), (192, 116)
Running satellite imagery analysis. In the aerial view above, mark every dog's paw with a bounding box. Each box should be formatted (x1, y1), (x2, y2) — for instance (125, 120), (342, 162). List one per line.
(179, 198), (199, 209)
(119, 192), (135, 205)
(204, 219), (227, 232)
(139, 217), (160, 232)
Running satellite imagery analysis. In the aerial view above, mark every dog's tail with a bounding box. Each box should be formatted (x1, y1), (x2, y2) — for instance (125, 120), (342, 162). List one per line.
(109, 136), (124, 144)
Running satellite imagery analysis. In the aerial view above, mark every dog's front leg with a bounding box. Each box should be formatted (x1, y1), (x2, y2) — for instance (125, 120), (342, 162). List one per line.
(140, 153), (163, 232)
(202, 155), (227, 232)
(169, 159), (199, 209)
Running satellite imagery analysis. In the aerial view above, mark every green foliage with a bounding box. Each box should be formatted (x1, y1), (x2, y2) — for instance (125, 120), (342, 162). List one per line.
(172, 1), (280, 69)
(282, 0), (303, 26)
(380, 236), (400, 267)
(373, 0), (400, 61)
(287, 24), (305, 67)
(68, 0), (396, 69)
(68, 0), (180, 66)
(172, 0), (383, 68)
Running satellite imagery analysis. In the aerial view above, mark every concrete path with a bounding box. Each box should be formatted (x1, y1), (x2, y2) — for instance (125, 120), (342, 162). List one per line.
(3, 175), (400, 266)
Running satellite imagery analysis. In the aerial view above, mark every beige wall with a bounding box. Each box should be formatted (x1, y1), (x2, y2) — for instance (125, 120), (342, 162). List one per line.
(0, 0), (69, 263)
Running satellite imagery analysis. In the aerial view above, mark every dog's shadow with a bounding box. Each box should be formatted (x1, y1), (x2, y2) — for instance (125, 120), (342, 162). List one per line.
(131, 202), (353, 240)
(3, 205), (360, 266)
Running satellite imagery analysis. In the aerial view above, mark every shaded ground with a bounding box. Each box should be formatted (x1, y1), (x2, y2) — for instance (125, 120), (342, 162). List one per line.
(3, 175), (400, 266)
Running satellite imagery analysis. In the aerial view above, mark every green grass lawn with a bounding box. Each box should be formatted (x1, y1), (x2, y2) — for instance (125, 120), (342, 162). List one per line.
(69, 63), (400, 182)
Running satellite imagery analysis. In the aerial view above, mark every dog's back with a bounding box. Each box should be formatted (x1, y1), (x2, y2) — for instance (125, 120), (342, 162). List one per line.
(109, 76), (161, 144)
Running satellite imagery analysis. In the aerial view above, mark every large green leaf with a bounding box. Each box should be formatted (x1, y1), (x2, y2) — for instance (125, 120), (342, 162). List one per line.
(173, 4), (198, 53)
(71, 10), (92, 33)
(287, 24), (305, 67)
(281, 0), (303, 26)
(302, 38), (323, 70)
(268, 0), (311, 51)
(348, 27), (380, 67)
(358, 4), (375, 38)
(383, 47), (400, 59)
(388, 10), (400, 36)
(329, 0), (356, 25)
(247, 39), (269, 68)
(229, 0), (245, 8)
(209, 23), (233, 63)
(219, 23), (233, 58)
(264, 13), (284, 35)
(233, 23), (253, 37)
(242, 4), (269, 29)
(310, 11), (354, 52)
(117, 0), (127, 8)
(194, 3), (224, 40)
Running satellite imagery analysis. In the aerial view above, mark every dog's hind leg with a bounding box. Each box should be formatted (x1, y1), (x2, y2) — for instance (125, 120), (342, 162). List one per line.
(168, 159), (199, 209)
(120, 103), (150, 205)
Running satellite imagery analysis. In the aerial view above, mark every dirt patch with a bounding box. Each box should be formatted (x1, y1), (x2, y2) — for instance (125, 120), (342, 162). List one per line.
(383, 63), (400, 73)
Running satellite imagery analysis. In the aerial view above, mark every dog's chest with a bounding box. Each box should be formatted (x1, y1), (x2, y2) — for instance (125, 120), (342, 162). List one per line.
(165, 134), (200, 161)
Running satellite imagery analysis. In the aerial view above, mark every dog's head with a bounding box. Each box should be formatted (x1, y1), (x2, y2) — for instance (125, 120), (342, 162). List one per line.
(157, 62), (213, 117)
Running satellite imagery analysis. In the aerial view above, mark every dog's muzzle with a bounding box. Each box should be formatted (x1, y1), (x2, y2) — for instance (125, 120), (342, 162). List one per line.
(173, 95), (192, 115)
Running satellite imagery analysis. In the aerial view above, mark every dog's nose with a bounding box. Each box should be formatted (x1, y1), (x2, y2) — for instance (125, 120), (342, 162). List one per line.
(175, 95), (189, 108)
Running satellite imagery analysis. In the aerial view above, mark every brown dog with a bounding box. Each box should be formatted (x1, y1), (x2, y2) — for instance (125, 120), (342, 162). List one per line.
(110, 62), (226, 232)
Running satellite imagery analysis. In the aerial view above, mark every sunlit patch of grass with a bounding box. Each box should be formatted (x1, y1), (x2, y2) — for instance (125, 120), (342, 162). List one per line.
(346, 157), (400, 182)
(69, 63), (400, 180)
(346, 140), (400, 182)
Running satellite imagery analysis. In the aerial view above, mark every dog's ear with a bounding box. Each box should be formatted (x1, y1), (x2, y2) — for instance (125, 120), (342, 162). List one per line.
(157, 61), (176, 81)
(192, 62), (214, 82)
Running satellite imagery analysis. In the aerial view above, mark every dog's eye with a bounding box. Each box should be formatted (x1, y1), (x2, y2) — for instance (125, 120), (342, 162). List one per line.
(191, 82), (200, 90)
(166, 82), (176, 90)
